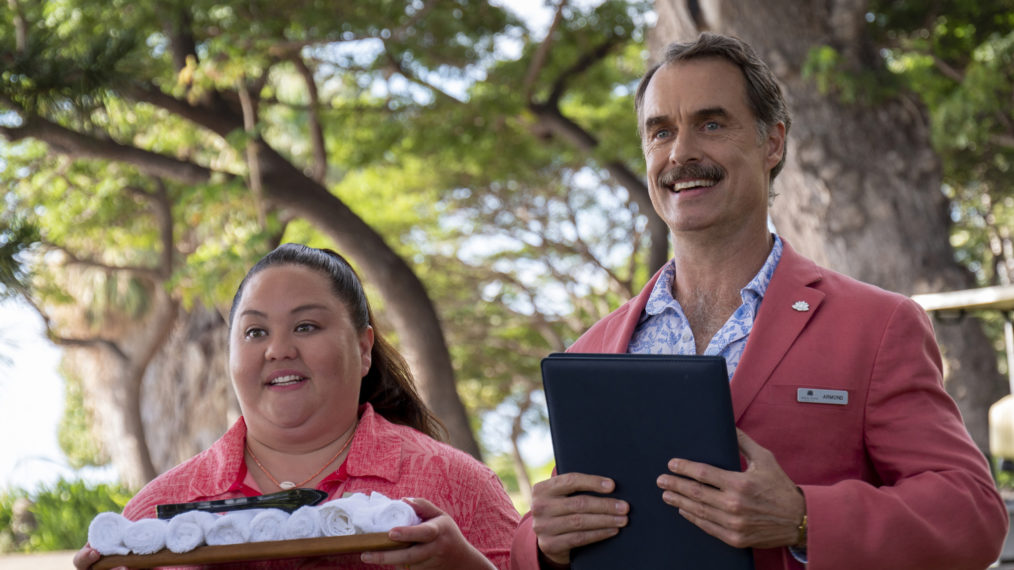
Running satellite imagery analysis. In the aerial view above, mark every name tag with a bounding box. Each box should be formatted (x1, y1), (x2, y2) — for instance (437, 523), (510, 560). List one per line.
(797, 388), (849, 405)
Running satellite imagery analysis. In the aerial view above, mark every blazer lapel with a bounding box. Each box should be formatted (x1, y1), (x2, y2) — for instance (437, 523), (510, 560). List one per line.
(732, 242), (824, 421)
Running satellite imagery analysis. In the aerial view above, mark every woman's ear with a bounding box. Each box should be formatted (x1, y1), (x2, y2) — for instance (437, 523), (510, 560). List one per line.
(359, 325), (375, 377)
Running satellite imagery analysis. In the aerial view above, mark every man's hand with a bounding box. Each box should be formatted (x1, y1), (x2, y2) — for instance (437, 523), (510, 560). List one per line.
(656, 429), (805, 549)
(530, 473), (629, 565)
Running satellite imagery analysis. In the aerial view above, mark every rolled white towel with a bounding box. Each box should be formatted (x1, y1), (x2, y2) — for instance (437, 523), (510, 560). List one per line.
(123, 518), (169, 555)
(281, 505), (322, 540)
(249, 508), (290, 542)
(370, 499), (422, 532)
(166, 509), (218, 553)
(205, 510), (258, 546)
(317, 499), (358, 537)
(88, 511), (131, 556)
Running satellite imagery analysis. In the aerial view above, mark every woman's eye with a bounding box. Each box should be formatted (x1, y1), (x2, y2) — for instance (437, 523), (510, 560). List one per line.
(244, 327), (266, 339)
(295, 323), (318, 333)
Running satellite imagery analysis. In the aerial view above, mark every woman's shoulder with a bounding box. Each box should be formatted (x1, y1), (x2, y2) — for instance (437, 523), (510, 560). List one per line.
(366, 410), (495, 478)
(123, 420), (247, 519)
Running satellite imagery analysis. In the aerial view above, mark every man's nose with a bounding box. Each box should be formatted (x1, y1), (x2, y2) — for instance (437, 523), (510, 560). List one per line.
(668, 130), (700, 165)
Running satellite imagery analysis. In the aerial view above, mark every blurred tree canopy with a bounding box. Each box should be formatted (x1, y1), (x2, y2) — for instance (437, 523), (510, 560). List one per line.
(866, 1), (1014, 290)
(1, 0), (656, 493)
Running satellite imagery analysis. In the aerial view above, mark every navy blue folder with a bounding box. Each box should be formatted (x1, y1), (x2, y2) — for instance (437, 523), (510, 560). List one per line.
(541, 353), (754, 569)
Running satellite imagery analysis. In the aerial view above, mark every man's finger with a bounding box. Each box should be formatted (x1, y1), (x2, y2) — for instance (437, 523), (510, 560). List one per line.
(537, 472), (616, 496)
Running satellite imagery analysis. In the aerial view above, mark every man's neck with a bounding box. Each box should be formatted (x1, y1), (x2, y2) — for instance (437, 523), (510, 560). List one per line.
(671, 226), (773, 293)
(669, 228), (774, 353)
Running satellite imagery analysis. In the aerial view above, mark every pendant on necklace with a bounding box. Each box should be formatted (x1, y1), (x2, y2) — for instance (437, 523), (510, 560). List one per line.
(279, 481), (296, 490)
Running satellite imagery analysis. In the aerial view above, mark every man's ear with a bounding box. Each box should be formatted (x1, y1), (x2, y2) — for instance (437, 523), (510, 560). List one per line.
(765, 121), (786, 171)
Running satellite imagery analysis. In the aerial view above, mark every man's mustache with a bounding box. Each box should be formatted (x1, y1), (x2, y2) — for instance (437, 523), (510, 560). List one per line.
(657, 163), (726, 187)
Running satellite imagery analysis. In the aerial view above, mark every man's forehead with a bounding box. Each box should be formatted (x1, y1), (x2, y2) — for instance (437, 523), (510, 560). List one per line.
(639, 58), (748, 121)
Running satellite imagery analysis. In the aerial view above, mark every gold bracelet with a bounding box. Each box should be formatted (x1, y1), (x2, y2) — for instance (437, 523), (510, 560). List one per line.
(795, 513), (807, 548)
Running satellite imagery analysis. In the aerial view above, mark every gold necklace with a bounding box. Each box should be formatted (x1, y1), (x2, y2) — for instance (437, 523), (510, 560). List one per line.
(246, 425), (356, 490)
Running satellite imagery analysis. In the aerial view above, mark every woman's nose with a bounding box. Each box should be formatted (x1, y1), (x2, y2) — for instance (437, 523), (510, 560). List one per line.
(264, 332), (298, 360)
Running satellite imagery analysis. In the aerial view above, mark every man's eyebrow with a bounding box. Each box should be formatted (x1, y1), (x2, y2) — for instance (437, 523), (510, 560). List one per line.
(692, 106), (730, 121)
(642, 107), (731, 131)
(642, 115), (668, 131)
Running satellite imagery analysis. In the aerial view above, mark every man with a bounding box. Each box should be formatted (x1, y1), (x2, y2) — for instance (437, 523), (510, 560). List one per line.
(511, 33), (1008, 570)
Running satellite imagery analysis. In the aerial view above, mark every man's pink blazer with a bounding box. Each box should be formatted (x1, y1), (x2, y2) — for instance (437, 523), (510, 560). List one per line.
(512, 240), (1008, 570)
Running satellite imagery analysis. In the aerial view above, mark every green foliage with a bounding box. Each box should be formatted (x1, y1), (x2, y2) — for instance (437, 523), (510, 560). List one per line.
(867, 0), (1014, 288)
(0, 478), (132, 553)
(1, 0), (658, 482)
(58, 372), (109, 469)
(0, 215), (41, 299)
(802, 45), (900, 105)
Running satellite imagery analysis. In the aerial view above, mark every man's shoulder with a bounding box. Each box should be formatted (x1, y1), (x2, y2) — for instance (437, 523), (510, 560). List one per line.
(778, 240), (913, 307)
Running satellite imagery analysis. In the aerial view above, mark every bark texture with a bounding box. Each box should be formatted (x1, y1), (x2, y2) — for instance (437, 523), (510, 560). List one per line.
(652, 0), (1006, 451)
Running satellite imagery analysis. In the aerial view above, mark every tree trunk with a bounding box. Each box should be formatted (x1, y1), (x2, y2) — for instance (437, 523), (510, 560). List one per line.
(651, 0), (1006, 452)
(55, 281), (179, 488)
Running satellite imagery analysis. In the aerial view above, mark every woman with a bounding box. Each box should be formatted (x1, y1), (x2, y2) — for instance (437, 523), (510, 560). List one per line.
(74, 243), (519, 569)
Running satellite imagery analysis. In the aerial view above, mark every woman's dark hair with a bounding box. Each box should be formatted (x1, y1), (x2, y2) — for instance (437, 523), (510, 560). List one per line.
(229, 243), (446, 440)
(634, 32), (792, 182)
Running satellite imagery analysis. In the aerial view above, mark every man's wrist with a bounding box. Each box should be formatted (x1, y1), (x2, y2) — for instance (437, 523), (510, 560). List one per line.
(793, 486), (808, 550)
(537, 547), (570, 570)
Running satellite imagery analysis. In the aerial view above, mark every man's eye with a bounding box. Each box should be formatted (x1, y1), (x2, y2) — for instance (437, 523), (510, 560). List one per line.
(654, 128), (672, 140)
(704, 121), (721, 131)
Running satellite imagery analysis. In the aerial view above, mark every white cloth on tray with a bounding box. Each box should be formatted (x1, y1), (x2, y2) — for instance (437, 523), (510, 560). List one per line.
(249, 508), (290, 542)
(165, 509), (217, 553)
(205, 510), (258, 546)
(87, 511), (132, 556)
(122, 517), (169, 555)
(281, 505), (322, 540)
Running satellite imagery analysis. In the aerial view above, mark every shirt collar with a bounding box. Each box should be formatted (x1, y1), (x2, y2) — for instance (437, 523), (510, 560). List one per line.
(644, 235), (784, 314)
(334, 403), (402, 484)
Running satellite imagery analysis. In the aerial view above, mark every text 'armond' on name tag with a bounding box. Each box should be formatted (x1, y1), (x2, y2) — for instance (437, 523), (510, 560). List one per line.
(797, 388), (849, 405)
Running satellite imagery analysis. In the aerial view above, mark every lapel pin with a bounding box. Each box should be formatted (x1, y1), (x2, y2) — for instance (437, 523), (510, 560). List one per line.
(792, 301), (810, 312)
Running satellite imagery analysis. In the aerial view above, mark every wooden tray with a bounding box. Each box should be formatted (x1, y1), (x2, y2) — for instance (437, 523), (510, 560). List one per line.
(93, 533), (406, 569)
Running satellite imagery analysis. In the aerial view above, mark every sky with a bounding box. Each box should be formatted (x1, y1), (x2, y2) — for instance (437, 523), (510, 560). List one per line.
(0, 298), (116, 492)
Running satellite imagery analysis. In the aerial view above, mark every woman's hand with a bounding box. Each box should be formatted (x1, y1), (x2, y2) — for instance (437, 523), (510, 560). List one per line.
(360, 498), (496, 569)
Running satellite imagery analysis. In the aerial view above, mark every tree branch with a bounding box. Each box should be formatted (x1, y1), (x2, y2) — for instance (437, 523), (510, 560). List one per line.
(990, 133), (1014, 149)
(545, 36), (620, 107)
(19, 295), (129, 361)
(53, 244), (166, 283)
(382, 46), (465, 104)
(122, 83), (242, 139)
(525, 34), (670, 271)
(128, 180), (175, 280)
(0, 115), (218, 185)
(237, 80), (266, 226)
(159, 4), (198, 72)
(8, 0), (27, 53)
(293, 56), (328, 183)
(522, 0), (568, 102)
(931, 54), (964, 83)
